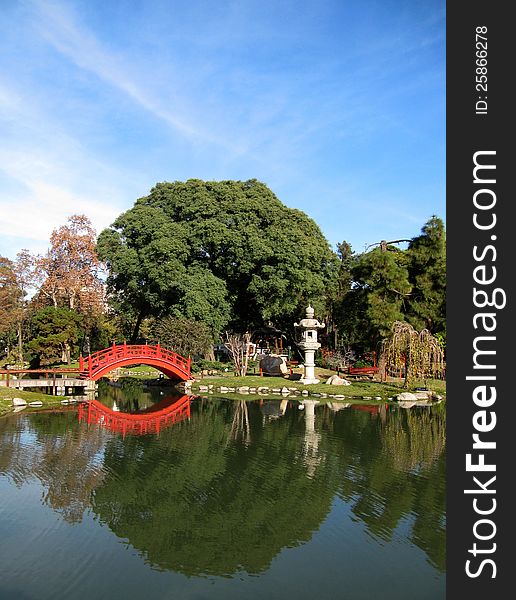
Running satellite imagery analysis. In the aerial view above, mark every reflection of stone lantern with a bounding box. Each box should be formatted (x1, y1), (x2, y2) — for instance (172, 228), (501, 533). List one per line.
(294, 305), (325, 384)
(299, 399), (321, 477)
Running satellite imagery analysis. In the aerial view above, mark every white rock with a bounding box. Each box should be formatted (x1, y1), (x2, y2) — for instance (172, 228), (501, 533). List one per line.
(12, 397), (27, 407)
(413, 391), (432, 400)
(28, 401), (43, 407)
(397, 392), (418, 401)
(325, 374), (351, 386)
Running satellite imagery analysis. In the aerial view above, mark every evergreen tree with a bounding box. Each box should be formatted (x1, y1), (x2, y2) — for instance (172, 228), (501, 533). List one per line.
(406, 216), (446, 337)
(338, 246), (412, 351)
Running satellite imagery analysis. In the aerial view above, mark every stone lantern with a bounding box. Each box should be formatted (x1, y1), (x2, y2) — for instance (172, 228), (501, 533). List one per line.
(294, 305), (325, 384)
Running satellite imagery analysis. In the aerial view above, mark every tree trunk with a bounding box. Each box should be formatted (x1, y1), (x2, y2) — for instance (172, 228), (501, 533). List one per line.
(60, 342), (72, 364)
(83, 332), (91, 355)
(17, 321), (23, 364)
(403, 354), (410, 389)
(131, 310), (145, 343)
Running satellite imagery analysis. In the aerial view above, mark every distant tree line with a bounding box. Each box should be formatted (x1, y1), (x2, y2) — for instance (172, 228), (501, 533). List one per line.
(0, 179), (445, 367)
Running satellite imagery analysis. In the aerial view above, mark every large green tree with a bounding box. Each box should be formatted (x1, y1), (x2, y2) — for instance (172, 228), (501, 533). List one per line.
(0, 256), (23, 359)
(333, 217), (446, 354)
(406, 216), (446, 337)
(337, 245), (412, 351)
(325, 241), (355, 349)
(97, 180), (337, 339)
(0, 253), (31, 364)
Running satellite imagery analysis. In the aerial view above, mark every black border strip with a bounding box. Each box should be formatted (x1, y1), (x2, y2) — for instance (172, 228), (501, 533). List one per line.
(447, 2), (514, 596)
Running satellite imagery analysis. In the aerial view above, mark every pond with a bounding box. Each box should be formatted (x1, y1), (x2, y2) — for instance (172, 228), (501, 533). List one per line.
(0, 382), (445, 600)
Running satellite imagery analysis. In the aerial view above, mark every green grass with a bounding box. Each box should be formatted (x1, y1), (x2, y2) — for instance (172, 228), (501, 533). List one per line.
(52, 362), (161, 380)
(0, 387), (66, 417)
(116, 365), (161, 378)
(191, 373), (445, 400)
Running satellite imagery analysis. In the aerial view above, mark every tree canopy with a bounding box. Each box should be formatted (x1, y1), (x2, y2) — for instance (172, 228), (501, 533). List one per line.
(97, 179), (338, 339)
(406, 216), (446, 337)
(0, 256), (21, 338)
(151, 316), (213, 358)
(0, 253), (30, 363)
(333, 216), (446, 354)
(32, 215), (104, 314)
(26, 307), (83, 366)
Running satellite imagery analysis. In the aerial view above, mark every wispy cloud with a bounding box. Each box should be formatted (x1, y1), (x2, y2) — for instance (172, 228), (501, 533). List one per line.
(0, 0), (445, 258)
(27, 0), (246, 154)
(0, 78), (129, 254)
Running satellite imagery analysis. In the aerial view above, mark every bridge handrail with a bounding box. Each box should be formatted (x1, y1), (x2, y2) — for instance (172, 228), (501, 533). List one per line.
(82, 343), (191, 376)
(84, 396), (190, 421)
(78, 396), (191, 435)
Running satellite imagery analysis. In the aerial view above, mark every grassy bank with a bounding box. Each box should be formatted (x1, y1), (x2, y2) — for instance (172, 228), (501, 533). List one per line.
(191, 370), (446, 400)
(0, 387), (68, 417)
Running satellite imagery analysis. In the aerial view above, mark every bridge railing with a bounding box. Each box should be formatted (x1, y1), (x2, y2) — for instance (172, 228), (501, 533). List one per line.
(80, 343), (191, 378)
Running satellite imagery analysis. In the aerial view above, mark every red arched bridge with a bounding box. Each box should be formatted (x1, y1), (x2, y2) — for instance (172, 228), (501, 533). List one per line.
(79, 343), (192, 381)
(78, 395), (191, 436)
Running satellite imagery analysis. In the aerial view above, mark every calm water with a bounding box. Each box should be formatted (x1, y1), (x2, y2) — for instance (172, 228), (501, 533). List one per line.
(0, 382), (445, 600)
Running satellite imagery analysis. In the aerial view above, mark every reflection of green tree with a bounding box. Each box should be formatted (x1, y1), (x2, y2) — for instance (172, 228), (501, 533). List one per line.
(0, 398), (446, 576)
(92, 400), (339, 576)
(335, 405), (446, 571)
(96, 379), (183, 412)
(0, 411), (108, 523)
(97, 379), (148, 411)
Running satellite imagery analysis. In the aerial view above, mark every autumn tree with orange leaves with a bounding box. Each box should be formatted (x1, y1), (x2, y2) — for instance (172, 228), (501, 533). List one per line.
(23, 215), (107, 359)
(31, 215), (105, 315)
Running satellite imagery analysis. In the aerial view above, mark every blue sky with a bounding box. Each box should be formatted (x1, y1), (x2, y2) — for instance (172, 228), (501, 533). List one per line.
(0, 0), (445, 259)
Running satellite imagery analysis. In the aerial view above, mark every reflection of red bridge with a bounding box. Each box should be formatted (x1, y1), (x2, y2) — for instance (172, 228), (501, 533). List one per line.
(78, 395), (191, 436)
(79, 343), (191, 381)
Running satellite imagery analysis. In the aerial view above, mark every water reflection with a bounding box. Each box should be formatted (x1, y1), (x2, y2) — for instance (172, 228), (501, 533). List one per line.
(0, 410), (108, 523)
(0, 393), (446, 586)
(78, 395), (191, 436)
(336, 403), (446, 571)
